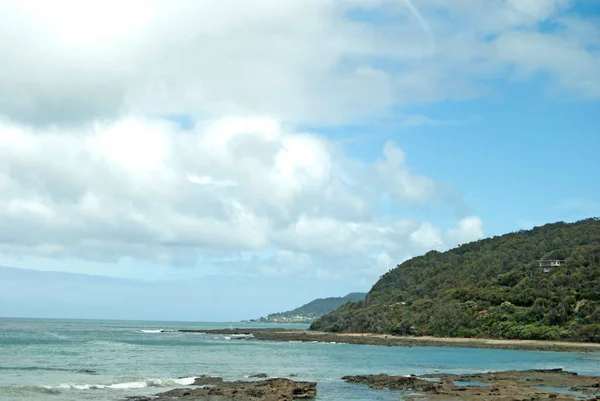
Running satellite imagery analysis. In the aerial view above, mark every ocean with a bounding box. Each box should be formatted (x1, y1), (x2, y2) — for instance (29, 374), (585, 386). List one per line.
(1, 318), (599, 400)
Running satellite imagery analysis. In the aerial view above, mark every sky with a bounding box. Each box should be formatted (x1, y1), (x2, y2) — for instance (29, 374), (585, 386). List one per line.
(0, 0), (599, 321)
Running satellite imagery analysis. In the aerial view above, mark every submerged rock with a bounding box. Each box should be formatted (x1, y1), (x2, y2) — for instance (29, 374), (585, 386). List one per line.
(130, 377), (316, 401)
(249, 373), (268, 378)
(76, 369), (97, 374)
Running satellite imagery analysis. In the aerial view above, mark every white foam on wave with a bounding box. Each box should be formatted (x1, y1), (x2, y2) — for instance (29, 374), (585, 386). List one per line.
(41, 376), (197, 391)
(42, 331), (71, 341)
(173, 377), (197, 386)
(140, 329), (177, 333)
(223, 334), (254, 340)
(140, 329), (163, 333)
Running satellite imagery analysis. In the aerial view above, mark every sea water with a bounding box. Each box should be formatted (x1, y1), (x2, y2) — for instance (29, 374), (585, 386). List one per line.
(1, 318), (599, 400)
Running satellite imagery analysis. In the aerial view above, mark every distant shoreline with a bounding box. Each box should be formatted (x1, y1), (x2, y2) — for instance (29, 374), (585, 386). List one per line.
(180, 328), (600, 353)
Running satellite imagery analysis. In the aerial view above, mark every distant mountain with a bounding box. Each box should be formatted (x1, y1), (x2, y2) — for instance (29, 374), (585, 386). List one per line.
(251, 293), (367, 323)
(311, 218), (600, 342)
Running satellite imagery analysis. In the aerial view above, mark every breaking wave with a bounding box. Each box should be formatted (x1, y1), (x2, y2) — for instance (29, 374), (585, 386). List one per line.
(224, 334), (254, 340)
(40, 376), (196, 391)
(140, 329), (177, 333)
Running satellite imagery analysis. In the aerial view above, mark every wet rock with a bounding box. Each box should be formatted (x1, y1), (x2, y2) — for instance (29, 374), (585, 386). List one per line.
(342, 374), (441, 393)
(249, 373), (268, 378)
(343, 369), (600, 400)
(140, 377), (316, 400)
(193, 375), (225, 386)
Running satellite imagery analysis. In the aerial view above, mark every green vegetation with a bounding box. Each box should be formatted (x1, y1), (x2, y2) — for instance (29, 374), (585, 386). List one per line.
(311, 218), (600, 342)
(253, 292), (366, 323)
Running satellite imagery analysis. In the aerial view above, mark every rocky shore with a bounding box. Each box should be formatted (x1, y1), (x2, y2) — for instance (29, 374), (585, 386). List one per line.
(125, 369), (600, 401)
(126, 377), (316, 401)
(342, 368), (600, 400)
(177, 328), (600, 352)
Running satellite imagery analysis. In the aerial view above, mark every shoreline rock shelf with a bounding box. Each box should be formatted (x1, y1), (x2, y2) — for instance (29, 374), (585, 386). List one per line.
(126, 369), (600, 400)
(177, 328), (600, 353)
(126, 377), (316, 401)
(342, 368), (600, 400)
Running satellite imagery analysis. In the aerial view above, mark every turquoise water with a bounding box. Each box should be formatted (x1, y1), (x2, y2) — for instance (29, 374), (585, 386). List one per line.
(1, 318), (599, 400)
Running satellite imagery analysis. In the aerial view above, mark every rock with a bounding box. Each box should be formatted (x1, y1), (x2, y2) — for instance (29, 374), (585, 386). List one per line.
(249, 373), (268, 378)
(193, 375), (225, 386)
(343, 369), (600, 400)
(342, 374), (441, 393)
(140, 377), (316, 400)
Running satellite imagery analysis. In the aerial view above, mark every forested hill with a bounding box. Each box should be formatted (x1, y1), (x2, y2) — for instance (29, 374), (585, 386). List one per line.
(253, 293), (366, 323)
(311, 218), (600, 342)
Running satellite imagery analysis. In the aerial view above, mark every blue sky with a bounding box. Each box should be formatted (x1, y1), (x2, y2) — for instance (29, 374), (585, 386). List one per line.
(337, 82), (600, 235)
(0, 0), (598, 321)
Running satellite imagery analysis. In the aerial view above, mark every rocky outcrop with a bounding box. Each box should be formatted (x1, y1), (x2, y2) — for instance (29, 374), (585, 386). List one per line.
(342, 374), (442, 393)
(343, 369), (600, 401)
(127, 377), (316, 401)
(192, 375), (225, 386)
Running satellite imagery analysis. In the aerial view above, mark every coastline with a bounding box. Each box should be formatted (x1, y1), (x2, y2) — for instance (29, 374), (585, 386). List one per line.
(181, 328), (600, 353)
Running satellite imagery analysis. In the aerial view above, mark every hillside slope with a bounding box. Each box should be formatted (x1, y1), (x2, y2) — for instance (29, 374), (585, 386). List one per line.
(253, 292), (366, 323)
(311, 218), (600, 342)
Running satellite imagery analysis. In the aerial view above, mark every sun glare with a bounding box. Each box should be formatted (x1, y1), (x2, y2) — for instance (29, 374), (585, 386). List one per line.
(25, 0), (151, 46)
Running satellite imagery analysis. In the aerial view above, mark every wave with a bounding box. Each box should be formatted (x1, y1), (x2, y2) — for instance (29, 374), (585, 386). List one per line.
(140, 329), (177, 333)
(224, 334), (254, 340)
(0, 366), (97, 374)
(0, 385), (63, 396)
(40, 376), (197, 391)
(88, 340), (140, 348)
(41, 331), (71, 341)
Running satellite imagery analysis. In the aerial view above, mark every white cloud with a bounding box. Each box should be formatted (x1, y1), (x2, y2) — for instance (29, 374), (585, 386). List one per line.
(446, 216), (485, 245)
(188, 175), (239, 187)
(0, 0), (597, 127)
(0, 116), (482, 279)
(410, 222), (445, 251)
(376, 141), (437, 202)
(494, 29), (600, 98)
(1, 0), (593, 282)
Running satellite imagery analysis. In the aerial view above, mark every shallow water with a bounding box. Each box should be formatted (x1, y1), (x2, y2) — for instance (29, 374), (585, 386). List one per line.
(531, 386), (590, 399)
(1, 318), (599, 400)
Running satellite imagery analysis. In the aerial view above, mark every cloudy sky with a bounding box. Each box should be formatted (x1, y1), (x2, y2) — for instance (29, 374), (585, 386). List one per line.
(1, 0), (599, 321)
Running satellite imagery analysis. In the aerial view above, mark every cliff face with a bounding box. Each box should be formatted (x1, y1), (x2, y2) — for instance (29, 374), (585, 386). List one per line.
(311, 218), (600, 342)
